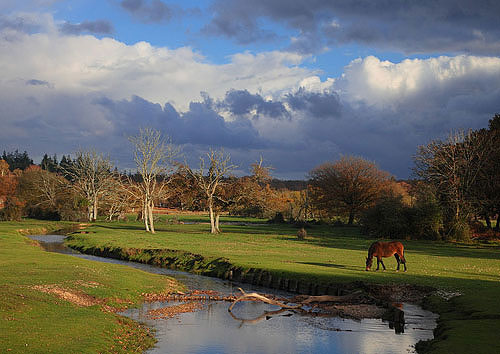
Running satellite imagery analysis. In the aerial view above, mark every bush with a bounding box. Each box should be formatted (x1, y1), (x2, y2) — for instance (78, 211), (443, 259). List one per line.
(408, 196), (443, 240)
(0, 196), (25, 221)
(444, 218), (471, 242)
(297, 227), (307, 240)
(268, 212), (285, 224)
(361, 194), (443, 240)
(360, 196), (410, 239)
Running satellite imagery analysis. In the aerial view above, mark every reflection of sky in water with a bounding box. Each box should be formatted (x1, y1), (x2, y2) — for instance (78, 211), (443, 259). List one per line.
(123, 301), (437, 354)
(31, 235), (438, 354)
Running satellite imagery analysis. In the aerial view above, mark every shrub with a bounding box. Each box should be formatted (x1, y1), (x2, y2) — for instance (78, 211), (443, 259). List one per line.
(361, 193), (443, 240)
(0, 196), (25, 221)
(360, 196), (409, 239)
(268, 212), (285, 224)
(408, 196), (443, 240)
(297, 227), (307, 240)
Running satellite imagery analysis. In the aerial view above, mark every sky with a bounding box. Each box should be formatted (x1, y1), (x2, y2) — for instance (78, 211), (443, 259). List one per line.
(1, 0), (499, 179)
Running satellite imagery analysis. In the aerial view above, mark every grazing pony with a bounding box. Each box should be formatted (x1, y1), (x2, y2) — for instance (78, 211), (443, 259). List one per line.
(365, 241), (407, 272)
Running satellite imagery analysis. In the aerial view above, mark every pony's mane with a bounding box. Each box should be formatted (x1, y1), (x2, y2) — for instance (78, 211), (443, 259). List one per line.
(367, 241), (378, 257)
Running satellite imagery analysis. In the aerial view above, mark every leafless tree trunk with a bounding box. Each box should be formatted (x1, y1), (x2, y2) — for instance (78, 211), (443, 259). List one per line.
(188, 149), (236, 234)
(129, 128), (179, 233)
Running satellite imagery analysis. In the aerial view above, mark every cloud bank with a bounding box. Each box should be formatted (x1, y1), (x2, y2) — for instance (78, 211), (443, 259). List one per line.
(1, 13), (499, 178)
(205, 0), (500, 55)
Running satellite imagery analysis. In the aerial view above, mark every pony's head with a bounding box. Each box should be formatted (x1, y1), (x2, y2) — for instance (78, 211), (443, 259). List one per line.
(365, 257), (372, 271)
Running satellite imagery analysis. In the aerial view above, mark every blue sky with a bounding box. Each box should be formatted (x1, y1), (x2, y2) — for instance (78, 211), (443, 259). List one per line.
(1, 0), (500, 179)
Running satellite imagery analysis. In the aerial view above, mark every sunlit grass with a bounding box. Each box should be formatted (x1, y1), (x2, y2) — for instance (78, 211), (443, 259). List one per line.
(68, 216), (500, 353)
(0, 220), (182, 353)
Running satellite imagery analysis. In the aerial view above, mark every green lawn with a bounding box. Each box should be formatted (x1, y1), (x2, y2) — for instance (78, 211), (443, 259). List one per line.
(67, 215), (500, 354)
(0, 220), (183, 353)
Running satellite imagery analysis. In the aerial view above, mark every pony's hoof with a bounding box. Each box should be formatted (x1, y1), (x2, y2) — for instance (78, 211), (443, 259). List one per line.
(396, 270), (399, 272)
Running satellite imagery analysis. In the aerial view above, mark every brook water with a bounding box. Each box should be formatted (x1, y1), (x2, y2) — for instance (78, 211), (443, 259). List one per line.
(31, 235), (438, 354)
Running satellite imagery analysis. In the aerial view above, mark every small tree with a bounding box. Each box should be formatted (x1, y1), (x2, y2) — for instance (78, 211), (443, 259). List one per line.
(309, 156), (390, 225)
(129, 128), (179, 233)
(188, 149), (237, 234)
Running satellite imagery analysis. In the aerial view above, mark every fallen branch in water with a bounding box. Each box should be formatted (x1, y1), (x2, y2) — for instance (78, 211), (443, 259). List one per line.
(228, 307), (292, 325)
(228, 288), (303, 312)
(293, 291), (362, 305)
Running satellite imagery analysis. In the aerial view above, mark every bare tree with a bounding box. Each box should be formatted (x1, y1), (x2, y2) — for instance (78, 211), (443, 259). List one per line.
(188, 149), (237, 234)
(129, 128), (179, 233)
(63, 150), (115, 222)
(101, 176), (131, 221)
(309, 156), (390, 225)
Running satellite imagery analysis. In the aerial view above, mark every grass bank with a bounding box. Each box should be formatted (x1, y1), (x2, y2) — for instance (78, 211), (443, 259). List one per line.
(66, 215), (500, 354)
(0, 220), (183, 353)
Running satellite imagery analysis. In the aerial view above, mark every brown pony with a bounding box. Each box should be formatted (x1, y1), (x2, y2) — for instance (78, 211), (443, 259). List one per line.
(365, 241), (407, 272)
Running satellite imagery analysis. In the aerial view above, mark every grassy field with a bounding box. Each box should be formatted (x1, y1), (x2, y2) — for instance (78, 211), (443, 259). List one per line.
(0, 220), (183, 353)
(65, 214), (500, 354)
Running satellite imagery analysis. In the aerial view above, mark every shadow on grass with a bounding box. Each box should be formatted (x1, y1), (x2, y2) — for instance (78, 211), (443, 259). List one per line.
(92, 221), (500, 262)
(297, 261), (346, 269)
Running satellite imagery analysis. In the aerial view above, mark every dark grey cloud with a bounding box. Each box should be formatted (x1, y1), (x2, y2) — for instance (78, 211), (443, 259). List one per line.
(205, 0), (500, 55)
(286, 88), (341, 119)
(120, 0), (173, 23)
(93, 94), (265, 150)
(60, 20), (114, 35)
(220, 89), (289, 119)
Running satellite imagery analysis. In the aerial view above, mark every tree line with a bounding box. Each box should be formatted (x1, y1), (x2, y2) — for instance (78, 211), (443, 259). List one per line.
(0, 128), (310, 234)
(308, 114), (500, 241)
(1, 115), (499, 240)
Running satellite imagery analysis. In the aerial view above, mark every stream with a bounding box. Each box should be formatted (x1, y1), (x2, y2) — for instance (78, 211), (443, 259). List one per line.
(30, 235), (438, 354)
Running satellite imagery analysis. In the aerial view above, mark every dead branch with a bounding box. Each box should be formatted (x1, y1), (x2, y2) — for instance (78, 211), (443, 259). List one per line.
(228, 288), (302, 312)
(228, 308), (292, 325)
(296, 291), (362, 305)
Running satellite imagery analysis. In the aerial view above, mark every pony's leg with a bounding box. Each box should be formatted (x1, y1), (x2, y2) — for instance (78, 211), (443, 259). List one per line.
(394, 254), (401, 271)
(398, 252), (407, 272)
(376, 258), (380, 271)
(379, 258), (386, 271)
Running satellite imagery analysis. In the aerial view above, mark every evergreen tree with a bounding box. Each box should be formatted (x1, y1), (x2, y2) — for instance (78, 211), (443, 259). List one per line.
(2, 150), (33, 171)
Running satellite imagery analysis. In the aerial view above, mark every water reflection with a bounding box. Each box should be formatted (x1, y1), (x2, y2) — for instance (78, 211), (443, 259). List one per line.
(31, 235), (438, 354)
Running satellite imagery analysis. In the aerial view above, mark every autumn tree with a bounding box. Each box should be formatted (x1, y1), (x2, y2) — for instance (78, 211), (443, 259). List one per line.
(228, 158), (278, 218)
(63, 150), (115, 222)
(188, 149), (237, 234)
(309, 156), (390, 225)
(129, 128), (179, 233)
(0, 159), (9, 176)
(0, 161), (20, 219)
